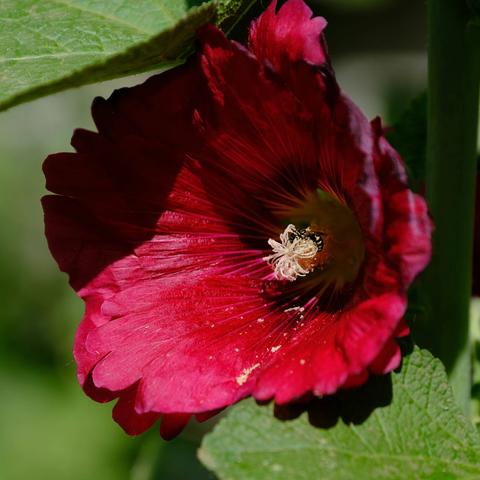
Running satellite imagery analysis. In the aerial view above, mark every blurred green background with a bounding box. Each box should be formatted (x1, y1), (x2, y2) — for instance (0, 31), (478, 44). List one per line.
(0, 0), (427, 478)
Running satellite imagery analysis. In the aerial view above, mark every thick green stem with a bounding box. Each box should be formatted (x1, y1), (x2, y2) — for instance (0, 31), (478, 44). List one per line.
(424, 1), (480, 415)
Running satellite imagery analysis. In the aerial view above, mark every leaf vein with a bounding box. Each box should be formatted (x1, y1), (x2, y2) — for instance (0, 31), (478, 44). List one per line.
(0, 51), (112, 63)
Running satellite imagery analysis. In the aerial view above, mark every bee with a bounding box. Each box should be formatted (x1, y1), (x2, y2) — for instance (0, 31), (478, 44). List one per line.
(287, 227), (324, 252)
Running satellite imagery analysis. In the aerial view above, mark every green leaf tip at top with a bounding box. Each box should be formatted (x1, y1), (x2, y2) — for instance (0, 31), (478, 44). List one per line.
(0, 0), (255, 112)
(216, 0), (257, 30)
(199, 348), (480, 480)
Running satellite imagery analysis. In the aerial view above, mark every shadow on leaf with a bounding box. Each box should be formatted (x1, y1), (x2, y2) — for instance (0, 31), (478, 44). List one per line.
(270, 337), (413, 429)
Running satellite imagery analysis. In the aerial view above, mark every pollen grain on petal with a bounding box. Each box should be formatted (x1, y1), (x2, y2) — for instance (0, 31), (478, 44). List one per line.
(236, 363), (261, 386)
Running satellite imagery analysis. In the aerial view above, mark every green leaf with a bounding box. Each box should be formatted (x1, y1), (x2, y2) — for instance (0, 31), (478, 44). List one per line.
(199, 348), (480, 480)
(387, 93), (427, 192)
(0, 0), (254, 111)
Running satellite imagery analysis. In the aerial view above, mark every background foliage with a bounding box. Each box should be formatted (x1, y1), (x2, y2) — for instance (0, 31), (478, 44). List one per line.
(2, 0), (472, 479)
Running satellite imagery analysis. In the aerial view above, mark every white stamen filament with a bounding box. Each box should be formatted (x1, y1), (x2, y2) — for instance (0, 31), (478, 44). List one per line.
(263, 224), (318, 282)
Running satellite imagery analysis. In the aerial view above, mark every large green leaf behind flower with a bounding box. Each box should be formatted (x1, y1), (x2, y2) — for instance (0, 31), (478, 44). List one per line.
(0, 0), (254, 111)
(199, 348), (480, 480)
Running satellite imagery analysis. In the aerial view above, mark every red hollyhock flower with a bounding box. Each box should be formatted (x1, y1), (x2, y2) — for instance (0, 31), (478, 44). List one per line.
(42, 0), (432, 438)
